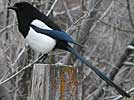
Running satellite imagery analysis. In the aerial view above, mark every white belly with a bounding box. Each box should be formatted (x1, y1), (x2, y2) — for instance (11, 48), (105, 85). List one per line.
(26, 27), (56, 53)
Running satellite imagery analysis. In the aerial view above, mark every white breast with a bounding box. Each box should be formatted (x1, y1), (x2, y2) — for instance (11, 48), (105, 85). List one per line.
(26, 27), (56, 53)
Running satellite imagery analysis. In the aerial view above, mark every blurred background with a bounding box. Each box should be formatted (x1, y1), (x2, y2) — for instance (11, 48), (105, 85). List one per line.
(0, 0), (134, 100)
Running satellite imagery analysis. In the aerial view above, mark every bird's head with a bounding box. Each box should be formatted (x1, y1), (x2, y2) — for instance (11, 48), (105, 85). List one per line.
(8, 2), (40, 23)
(8, 2), (34, 13)
(8, 2), (40, 37)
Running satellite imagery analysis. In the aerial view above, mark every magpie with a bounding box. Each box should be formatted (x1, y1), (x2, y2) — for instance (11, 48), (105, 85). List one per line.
(8, 2), (130, 97)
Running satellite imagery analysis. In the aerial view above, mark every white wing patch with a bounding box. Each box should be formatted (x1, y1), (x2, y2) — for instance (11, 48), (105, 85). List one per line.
(31, 19), (52, 30)
(26, 27), (56, 53)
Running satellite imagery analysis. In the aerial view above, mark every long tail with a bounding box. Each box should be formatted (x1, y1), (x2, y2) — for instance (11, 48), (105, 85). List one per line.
(66, 46), (130, 97)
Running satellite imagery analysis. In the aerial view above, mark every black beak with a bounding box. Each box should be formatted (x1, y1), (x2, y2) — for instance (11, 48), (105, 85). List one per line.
(7, 6), (18, 10)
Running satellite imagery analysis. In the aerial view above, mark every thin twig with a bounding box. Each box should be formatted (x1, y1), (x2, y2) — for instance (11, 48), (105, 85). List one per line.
(61, 0), (73, 24)
(53, 6), (80, 16)
(88, 0), (134, 33)
(90, 1), (114, 32)
(46, 0), (58, 16)
(99, 19), (134, 33)
(48, 51), (67, 56)
(126, 0), (134, 30)
(0, 52), (74, 85)
(11, 47), (26, 67)
(0, 24), (13, 33)
(124, 61), (134, 66)
(0, 54), (44, 85)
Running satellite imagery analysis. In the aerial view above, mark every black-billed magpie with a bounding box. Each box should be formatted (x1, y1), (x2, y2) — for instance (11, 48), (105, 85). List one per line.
(8, 2), (130, 97)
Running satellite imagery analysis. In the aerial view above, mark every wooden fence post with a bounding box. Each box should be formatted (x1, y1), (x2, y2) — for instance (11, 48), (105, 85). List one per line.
(31, 64), (50, 100)
(31, 64), (82, 100)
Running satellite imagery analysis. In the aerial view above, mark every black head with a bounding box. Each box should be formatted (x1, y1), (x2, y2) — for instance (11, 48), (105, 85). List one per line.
(8, 2), (40, 37)
(8, 2), (31, 11)
(8, 2), (38, 19)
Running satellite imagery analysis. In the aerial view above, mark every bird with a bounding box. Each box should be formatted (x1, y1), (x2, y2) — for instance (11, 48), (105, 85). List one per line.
(8, 2), (130, 97)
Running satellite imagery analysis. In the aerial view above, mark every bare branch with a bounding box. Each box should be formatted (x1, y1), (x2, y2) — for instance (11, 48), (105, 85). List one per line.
(0, 54), (45, 85)
(0, 24), (13, 33)
(11, 46), (26, 67)
(88, 39), (134, 100)
(61, 0), (73, 24)
(46, 0), (58, 16)
(90, 1), (114, 32)
(99, 20), (134, 33)
(126, 0), (134, 30)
